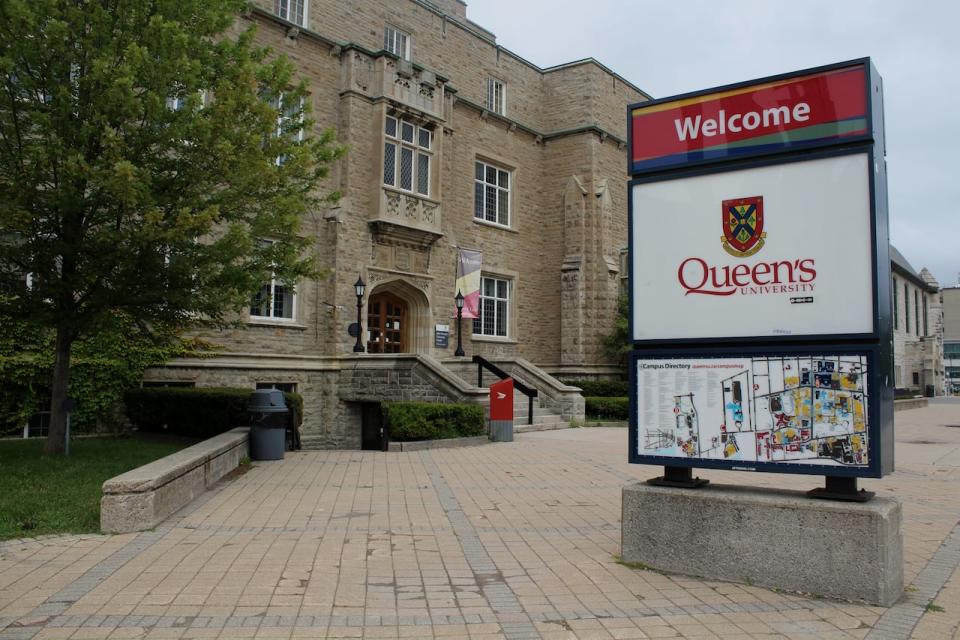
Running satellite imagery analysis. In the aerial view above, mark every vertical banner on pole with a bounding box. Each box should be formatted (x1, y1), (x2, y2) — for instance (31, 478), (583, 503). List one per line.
(455, 248), (482, 318)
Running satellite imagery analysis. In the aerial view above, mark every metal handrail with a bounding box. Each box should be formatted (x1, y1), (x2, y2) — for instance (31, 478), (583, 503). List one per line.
(472, 355), (537, 425)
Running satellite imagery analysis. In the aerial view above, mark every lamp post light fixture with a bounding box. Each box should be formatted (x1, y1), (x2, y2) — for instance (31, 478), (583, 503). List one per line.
(353, 276), (366, 353)
(454, 289), (465, 357)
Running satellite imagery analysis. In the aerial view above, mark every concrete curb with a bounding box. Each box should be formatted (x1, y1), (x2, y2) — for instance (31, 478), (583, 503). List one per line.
(894, 398), (928, 411)
(515, 422), (570, 433)
(100, 427), (249, 534)
(387, 435), (490, 451)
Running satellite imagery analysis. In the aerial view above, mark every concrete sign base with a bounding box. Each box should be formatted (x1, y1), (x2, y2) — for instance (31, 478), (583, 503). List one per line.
(621, 482), (903, 606)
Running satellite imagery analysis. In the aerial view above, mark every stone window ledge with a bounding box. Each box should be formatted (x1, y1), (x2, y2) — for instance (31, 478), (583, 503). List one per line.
(471, 335), (518, 345)
(247, 319), (309, 331)
(473, 218), (518, 234)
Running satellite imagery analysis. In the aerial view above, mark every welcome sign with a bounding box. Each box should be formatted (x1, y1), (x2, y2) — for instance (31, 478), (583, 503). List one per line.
(626, 59), (893, 478)
(629, 63), (870, 174)
(627, 59), (884, 343)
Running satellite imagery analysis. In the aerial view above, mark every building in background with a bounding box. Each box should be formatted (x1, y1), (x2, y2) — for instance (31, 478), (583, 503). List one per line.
(141, 0), (951, 446)
(143, 0), (648, 446)
(942, 285), (960, 393)
(890, 246), (943, 395)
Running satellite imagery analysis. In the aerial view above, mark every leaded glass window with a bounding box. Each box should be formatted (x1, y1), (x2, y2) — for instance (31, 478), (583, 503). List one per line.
(472, 276), (510, 337)
(474, 161), (510, 226)
(275, 0), (306, 26)
(384, 116), (432, 197)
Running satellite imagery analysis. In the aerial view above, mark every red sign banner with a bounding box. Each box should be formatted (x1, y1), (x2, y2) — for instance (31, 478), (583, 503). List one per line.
(630, 64), (868, 173)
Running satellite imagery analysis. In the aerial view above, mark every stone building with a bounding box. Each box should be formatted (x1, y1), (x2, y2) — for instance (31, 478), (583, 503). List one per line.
(941, 286), (960, 393)
(144, 0), (649, 447)
(890, 246), (943, 395)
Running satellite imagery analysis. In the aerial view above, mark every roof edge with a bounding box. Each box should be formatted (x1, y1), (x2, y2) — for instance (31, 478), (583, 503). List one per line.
(252, 3), (652, 101)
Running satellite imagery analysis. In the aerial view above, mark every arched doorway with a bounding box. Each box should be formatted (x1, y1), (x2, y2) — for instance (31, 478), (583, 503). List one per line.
(367, 291), (408, 353)
(363, 278), (431, 354)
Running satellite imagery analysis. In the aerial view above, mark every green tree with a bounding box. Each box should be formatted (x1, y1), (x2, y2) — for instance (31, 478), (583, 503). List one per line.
(602, 295), (630, 367)
(0, 1), (343, 454)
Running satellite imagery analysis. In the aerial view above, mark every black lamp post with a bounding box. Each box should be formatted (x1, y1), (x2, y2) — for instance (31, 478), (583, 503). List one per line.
(353, 276), (366, 353)
(454, 289), (465, 357)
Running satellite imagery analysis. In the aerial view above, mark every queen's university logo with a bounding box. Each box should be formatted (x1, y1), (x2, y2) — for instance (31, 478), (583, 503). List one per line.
(721, 196), (766, 257)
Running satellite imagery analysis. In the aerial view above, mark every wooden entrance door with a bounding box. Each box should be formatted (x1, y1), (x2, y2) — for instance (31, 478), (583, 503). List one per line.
(367, 292), (407, 353)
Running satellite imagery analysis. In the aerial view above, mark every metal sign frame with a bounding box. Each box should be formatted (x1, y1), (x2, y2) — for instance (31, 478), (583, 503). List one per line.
(626, 57), (893, 480)
(627, 145), (888, 345)
(628, 345), (892, 478)
(626, 58), (881, 176)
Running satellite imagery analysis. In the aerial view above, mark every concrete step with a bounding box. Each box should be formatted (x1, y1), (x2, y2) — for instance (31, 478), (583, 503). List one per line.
(514, 413), (568, 427)
(515, 421), (571, 433)
(511, 407), (554, 418)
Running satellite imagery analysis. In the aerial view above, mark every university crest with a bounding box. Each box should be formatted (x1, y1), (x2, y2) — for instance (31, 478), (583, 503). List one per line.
(721, 196), (766, 257)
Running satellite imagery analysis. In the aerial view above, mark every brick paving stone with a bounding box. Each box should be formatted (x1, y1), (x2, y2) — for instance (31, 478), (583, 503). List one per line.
(3, 403), (960, 638)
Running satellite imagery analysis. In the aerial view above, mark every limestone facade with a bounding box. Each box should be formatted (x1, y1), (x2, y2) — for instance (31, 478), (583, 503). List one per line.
(145, 0), (644, 445)
(890, 247), (943, 395)
(941, 286), (960, 392)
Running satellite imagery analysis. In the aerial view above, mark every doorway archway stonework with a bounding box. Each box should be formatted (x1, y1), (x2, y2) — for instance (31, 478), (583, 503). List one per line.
(364, 275), (431, 354)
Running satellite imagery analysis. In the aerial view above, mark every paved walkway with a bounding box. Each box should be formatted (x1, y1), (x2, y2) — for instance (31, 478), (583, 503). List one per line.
(2, 401), (960, 639)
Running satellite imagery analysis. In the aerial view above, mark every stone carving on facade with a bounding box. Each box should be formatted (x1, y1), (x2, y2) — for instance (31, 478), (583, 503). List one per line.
(366, 270), (387, 285)
(395, 247), (411, 271)
(353, 52), (371, 92)
(385, 192), (401, 218)
(373, 242), (391, 266)
(421, 201), (437, 224)
(404, 195), (418, 220)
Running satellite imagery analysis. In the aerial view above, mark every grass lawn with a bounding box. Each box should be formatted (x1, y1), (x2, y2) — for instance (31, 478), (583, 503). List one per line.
(0, 436), (186, 540)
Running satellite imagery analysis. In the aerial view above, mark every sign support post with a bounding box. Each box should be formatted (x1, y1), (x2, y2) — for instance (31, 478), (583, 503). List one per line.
(808, 475), (875, 502)
(648, 466), (708, 489)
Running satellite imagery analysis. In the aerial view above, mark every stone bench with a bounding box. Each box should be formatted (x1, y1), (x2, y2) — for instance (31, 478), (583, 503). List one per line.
(101, 427), (249, 533)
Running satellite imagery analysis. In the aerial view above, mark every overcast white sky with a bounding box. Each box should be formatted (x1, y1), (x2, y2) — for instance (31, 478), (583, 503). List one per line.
(468, 0), (960, 287)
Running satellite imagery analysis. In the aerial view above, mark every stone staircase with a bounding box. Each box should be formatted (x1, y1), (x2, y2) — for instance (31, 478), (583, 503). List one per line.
(511, 391), (571, 433)
(439, 356), (584, 434)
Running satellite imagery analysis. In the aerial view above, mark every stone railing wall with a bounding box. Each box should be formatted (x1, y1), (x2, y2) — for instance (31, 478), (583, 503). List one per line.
(341, 49), (445, 120)
(101, 428), (249, 533)
(442, 356), (585, 421)
(377, 188), (442, 238)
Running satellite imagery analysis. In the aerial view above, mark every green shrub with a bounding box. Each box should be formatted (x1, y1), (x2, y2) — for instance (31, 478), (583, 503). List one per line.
(0, 309), (203, 435)
(570, 380), (628, 397)
(383, 402), (485, 442)
(585, 396), (629, 420)
(124, 387), (303, 440)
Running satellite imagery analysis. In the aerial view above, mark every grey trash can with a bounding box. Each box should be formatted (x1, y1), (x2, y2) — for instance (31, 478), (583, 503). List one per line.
(248, 389), (288, 460)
